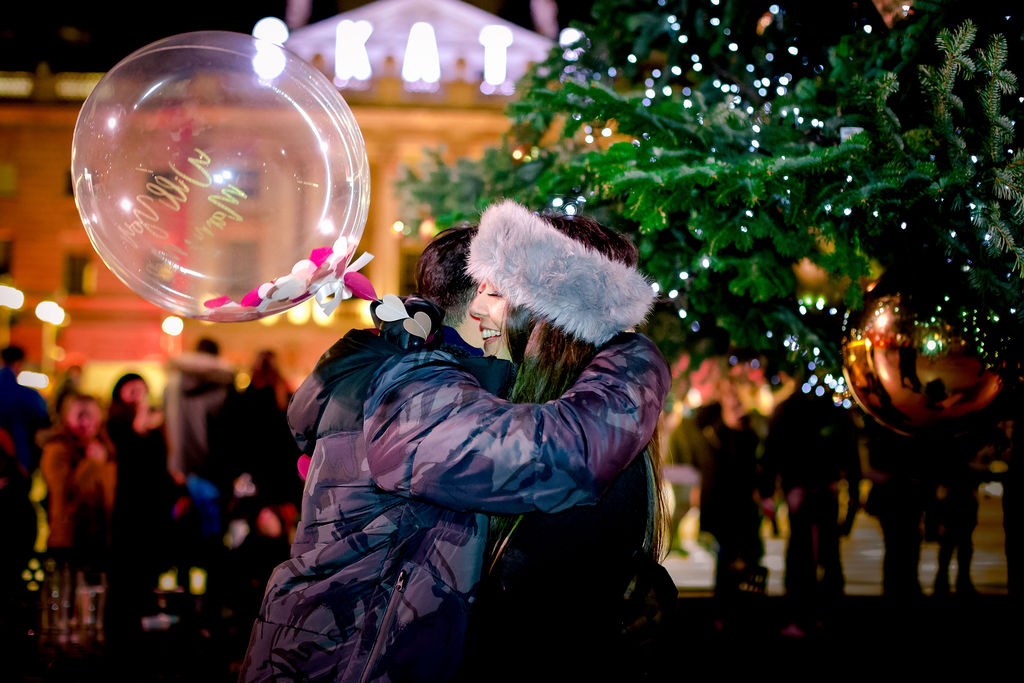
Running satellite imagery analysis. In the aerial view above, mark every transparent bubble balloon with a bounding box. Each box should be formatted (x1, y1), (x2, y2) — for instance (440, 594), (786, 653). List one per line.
(71, 31), (370, 322)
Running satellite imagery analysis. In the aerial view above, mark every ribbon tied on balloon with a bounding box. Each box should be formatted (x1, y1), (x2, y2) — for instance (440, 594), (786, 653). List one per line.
(203, 232), (377, 318)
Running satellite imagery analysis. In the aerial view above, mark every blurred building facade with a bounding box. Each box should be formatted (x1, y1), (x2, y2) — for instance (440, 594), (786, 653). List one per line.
(0, 0), (550, 397)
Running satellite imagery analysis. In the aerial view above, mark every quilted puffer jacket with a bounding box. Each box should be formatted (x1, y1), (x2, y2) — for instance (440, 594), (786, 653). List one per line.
(240, 330), (669, 682)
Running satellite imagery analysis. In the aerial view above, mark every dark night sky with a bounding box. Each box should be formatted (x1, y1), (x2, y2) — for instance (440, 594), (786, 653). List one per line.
(7, 2), (1016, 82)
(0, 1), (589, 73)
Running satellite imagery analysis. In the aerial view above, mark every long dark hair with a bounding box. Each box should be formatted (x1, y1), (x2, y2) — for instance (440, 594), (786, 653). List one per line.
(497, 213), (666, 561)
(108, 372), (145, 426)
(248, 350), (292, 411)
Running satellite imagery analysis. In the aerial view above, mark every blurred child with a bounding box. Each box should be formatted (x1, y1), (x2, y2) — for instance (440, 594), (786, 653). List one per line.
(40, 393), (116, 576)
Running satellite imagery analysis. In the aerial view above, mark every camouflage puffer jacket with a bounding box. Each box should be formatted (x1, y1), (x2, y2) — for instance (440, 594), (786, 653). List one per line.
(240, 331), (669, 683)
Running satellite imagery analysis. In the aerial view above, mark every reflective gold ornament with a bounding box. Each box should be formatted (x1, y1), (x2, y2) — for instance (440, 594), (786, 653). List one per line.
(842, 276), (1003, 436)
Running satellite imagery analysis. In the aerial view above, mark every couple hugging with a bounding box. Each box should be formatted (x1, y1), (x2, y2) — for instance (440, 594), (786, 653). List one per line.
(240, 199), (672, 682)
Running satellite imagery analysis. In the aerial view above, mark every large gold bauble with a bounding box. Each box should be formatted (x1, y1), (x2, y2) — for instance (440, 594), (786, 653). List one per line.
(842, 274), (1003, 436)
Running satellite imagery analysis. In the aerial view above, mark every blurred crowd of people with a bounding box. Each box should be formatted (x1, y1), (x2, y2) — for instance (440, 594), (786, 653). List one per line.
(0, 340), (305, 675)
(661, 351), (1018, 636)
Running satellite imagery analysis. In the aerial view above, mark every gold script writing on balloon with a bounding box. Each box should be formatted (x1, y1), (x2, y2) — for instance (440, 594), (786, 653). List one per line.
(119, 147), (248, 257)
(195, 185), (247, 238)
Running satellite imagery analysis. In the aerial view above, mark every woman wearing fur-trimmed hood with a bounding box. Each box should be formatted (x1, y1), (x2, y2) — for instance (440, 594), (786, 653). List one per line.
(459, 199), (670, 681)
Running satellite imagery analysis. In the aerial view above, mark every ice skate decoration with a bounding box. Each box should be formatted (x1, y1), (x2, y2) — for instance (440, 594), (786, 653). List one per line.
(373, 294), (434, 341)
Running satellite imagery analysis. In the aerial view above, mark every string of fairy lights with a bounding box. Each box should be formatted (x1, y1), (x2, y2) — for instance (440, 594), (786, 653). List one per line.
(531, 1), (1020, 409)
(544, 2), (843, 400)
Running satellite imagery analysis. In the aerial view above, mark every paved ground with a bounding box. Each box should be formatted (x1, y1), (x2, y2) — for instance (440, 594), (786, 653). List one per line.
(659, 488), (1015, 675)
(665, 485), (1010, 597)
(22, 594), (1017, 681)
(16, 490), (1014, 681)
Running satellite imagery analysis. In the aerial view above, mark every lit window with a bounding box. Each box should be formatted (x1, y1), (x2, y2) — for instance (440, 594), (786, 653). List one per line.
(63, 253), (94, 296)
(0, 163), (16, 198)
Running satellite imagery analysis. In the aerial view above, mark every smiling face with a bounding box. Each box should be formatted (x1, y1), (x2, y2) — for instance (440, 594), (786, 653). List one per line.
(468, 281), (511, 361)
(452, 307), (485, 350)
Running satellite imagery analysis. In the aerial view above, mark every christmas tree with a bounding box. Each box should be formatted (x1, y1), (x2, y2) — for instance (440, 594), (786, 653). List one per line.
(396, 0), (1024, 406)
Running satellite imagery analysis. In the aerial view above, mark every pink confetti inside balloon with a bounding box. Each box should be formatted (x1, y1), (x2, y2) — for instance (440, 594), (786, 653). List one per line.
(71, 31), (370, 321)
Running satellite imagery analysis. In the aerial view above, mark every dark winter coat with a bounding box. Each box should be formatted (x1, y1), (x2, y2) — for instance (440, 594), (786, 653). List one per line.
(240, 330), (669, 682)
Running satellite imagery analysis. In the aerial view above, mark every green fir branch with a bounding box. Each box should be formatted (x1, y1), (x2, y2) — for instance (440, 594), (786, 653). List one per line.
(393, 5), (1024, 377)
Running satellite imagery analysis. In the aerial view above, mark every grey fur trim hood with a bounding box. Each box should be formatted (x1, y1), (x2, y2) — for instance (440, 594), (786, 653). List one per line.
(467, 199), (655, 345)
